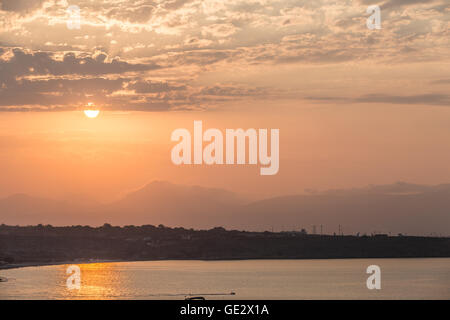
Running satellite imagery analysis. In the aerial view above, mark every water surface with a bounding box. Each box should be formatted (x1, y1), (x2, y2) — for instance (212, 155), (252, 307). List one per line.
(0, 258), (448, 299)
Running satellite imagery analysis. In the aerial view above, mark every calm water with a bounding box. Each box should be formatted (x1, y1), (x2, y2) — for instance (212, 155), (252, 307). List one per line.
(0, 259), (449, 299)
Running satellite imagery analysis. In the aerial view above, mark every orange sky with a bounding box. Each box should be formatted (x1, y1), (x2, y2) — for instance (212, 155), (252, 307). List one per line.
(0, 0), (449, 202)
(1, 101), (450, 202)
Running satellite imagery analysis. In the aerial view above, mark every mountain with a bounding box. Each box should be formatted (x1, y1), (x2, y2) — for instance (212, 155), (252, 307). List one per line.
(0, 182), (247, 227)
(0, 194), (90, 225)
(227, 182), (450, 235)
(101, 181), (247, 227)
(0, 181), (449, 235)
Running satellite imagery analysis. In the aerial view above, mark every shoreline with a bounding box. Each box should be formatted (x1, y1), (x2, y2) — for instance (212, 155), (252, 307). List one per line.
(2, 256), (450, 271)
(0, 259), (122, 271)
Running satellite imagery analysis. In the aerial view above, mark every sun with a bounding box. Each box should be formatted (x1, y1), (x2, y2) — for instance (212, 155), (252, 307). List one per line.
(83, 103), (100, 118)
(84, 110), (100, 118)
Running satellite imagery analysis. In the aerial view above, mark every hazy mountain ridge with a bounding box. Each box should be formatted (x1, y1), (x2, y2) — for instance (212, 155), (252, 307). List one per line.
(0, 193), (95, 225)
(0, 181), (449, 235)
(233, 184), (450, 235)
(101, 181), (247, 226)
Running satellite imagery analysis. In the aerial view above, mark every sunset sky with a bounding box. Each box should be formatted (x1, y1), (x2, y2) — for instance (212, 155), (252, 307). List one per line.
(0, 0), (449, 202)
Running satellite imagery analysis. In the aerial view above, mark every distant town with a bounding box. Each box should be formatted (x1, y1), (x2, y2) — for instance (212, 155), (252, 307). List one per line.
(1, 224), (449, 269)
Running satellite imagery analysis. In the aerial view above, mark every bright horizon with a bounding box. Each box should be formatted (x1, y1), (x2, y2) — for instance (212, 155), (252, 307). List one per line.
(2, 105), (450, 203)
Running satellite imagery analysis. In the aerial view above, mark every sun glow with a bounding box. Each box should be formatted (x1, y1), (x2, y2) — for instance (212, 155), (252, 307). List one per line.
(84, 103), (100, 118)
(84, 110), (100, 118)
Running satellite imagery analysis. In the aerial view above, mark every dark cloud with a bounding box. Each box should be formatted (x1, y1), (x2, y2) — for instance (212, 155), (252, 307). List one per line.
(200, 85), (266, 97)
(0, 78), (188, 112)
(0, 78), (125, 107)
(0, 0), (46, 14)
(356, 93), (450, 106)
(304, 96), (347, 102)
(10, 78), (125, 93)
(306, 93), (450, 106)
(0, 90), (81, 108)
(0, 106), (77, 112)
(276, 50), (356, 64)
(128, 81), (186, 93)
(0, 73), (273, 111)
(430, 79), (450, 85)
(166, 50), (235, 67)
(358, 0), (437, 9)
(381, 0), (437, 10)
(0, 49), (160, 83)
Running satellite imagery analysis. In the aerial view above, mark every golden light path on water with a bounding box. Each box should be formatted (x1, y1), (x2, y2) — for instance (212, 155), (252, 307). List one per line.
(63, 263), (125, 299)
(1, 259), (449, 299)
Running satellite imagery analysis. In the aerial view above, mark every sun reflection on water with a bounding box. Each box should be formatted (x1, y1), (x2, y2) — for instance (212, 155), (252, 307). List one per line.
(62, 263), (126, 300)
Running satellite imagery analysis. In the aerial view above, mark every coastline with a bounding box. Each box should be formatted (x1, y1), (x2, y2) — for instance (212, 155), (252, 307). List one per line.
(0, 259), (122, 271)
(2, 226), (448, 272)
(2, 256), (450, 271)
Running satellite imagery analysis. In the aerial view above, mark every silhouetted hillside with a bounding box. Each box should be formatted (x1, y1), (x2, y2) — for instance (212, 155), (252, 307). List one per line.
(0, 224), (449, 268)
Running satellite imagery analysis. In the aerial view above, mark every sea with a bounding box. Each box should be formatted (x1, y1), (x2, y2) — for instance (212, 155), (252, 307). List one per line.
(0, 258), (449, 299)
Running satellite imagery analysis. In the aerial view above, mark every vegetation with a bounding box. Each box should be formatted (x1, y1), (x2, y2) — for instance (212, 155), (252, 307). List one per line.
(0, 224), (449, 267)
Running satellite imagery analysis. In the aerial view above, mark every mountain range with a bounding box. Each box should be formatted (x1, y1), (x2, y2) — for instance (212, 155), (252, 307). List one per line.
(0, 181), (449, 236)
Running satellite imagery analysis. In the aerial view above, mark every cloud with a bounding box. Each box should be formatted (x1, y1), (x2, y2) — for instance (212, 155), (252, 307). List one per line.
(200, 85), (267, 97)
(430, 79), (450, 85)
(0, 49), (160, 81)
(105, 2), (156, 23)
(381, 0), (437, 10)
(306, 93), (450, 106)
(0, 46), (273, 111)
(0, 0), (448, 112)
(0, 78), (126, 107)
(0, 0), (47, 14)
(356, 93), (450, 106)
(358, 0), (438, 10)
(164, 49), (234, 66)
(128, 81), (186, 93)
(162, 0), (196, 10)
(202, 23), (238, 38)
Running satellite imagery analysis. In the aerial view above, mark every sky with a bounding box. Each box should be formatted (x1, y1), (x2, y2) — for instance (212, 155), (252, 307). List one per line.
(0, 0), (449, 202)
